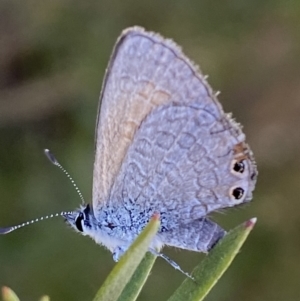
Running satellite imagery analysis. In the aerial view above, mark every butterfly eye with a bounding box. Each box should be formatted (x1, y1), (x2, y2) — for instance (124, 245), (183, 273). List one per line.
(230, 187), (245, 200)
(75, 212), (84, 232)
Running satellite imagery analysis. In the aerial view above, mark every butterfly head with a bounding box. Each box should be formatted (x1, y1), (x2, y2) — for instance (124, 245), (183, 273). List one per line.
(63, 204), (95, 235)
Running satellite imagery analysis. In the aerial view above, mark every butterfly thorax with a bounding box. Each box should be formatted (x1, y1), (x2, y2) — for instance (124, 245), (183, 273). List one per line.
(63, 201), (170, 253)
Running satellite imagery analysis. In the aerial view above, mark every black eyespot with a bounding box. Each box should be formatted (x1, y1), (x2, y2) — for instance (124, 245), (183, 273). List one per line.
(75, 212), (84, 232)
(232, 187), (244, 200)
(233, 160), (245, 173)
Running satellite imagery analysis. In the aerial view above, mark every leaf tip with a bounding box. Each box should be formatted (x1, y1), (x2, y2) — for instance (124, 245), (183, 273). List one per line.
(244, 217), (257, 229)
(2, 286), (9, 296)
(152, 212), (160, 221)
(2, 286), (19, 301)
(2, 286), (12, 297)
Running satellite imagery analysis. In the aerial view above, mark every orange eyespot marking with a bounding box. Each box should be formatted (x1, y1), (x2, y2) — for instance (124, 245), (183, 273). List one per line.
(233, 142), (250, 162)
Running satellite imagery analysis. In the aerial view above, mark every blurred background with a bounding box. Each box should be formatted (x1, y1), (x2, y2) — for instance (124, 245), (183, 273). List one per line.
(0, 1), (299, 300)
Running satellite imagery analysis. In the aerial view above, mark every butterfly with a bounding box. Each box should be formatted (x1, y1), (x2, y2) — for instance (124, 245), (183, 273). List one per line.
(1, 27), (257, 278)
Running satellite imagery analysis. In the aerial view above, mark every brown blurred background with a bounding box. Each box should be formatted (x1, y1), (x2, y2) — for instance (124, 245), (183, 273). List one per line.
(0, 1), (299, 300)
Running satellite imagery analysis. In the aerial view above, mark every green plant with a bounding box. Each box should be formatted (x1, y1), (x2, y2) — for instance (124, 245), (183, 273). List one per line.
(1, 217), (256, 301)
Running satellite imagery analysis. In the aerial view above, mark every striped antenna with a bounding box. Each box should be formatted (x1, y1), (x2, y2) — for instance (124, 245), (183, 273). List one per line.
(0, 211), (72, 234)
(44, 149), (85, 204)
(0, 149), (83, 235)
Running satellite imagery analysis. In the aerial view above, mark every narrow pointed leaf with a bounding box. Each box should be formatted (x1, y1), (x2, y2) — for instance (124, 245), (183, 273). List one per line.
(117, 252), (156, 301)
(168, 218), (257, 301)
(1, 287), (20, 301)
(93, 215), (160, 301)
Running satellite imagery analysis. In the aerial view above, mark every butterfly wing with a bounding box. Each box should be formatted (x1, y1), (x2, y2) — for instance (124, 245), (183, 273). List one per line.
(93, 27), (257, 221)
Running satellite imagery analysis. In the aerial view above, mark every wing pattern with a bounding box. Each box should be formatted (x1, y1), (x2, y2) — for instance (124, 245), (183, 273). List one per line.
(93, 27), (257, 222)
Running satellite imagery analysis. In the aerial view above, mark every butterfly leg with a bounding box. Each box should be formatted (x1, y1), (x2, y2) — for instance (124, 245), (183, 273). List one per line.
(149, 248), (195, 281)
(112, 246), (127, 262)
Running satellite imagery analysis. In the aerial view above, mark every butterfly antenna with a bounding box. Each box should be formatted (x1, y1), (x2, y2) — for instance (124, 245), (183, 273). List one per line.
(0, 149), (79, 235)
(44, 149), (85, 205)
(0, 211), (72, 235)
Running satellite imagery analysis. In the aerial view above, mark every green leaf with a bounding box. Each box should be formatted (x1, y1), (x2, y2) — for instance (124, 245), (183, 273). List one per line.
(1, 287), (20, 301)
(39, 296), (50, 301)
(93, 215), (160, 301)
(117, 252), (156, 301)
(167, 218), (257, 301)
